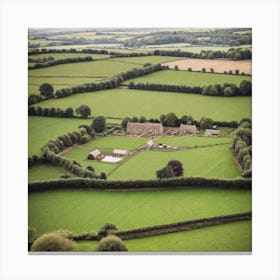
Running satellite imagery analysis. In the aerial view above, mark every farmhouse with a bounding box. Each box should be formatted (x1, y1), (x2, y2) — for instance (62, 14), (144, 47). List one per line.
(179, 124), (198, 134)
(87, 149), (102, 160)
(205, 129), (221, 136)
(113, 149), (129, 156)
(127, 122), (164, 135)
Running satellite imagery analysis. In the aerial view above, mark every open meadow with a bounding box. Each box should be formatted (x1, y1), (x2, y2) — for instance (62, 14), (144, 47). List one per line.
(124, 70), (252, 86)
(35, 88), (252, 121)
(28, 116), (91, 156)
(28, 188), (251, 236)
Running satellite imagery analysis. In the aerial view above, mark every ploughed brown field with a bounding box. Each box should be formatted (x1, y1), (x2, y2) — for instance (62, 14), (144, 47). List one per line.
(162, 58), (252, 74)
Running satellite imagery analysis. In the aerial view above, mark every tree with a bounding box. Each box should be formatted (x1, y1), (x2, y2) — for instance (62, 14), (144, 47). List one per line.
(232, 52), (242, 60)
(98, 223), (117, 238)
(121, 117), (131, 129)
(39, 83), (54, 98)
(167, 160), (184, 177)
(200, 117), (214, 129)
(139, 116), (146, 123)
(239, 80), (252, 96)
(30, 233), (77, 252)
(92, 116), (106, 132)
(165, 112), (178, 127)
(131, 116), (139, 122)
(75, 104), (91, 118)
(223, 86), (234, 97)
(65, 107), (74, 118)
(96, 236), (128, 252)
(156, 165), (175, 179)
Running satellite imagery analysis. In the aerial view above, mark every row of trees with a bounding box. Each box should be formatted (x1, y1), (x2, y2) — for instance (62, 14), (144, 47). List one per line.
(153, 48), (251, 60)
(28, 56), (93, 69)
(28, 48), (109, 56)
(28, 106), (74, 118)
(232, 118), (252, 178)
(121, 113), (238, 129)
(129, 80), (252, 97)
(40, 127), (107, 179)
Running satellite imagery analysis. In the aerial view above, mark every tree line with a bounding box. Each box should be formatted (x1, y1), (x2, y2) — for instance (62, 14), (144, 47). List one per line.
(39, 127), (106, 179)
(128, 80), (252, 97)
(28, 56), (93, 70)
(232, 118), (252, 178)
(153, 48), (251, 60)
(28, 47), (251, 61)
(121, 113), (238, 129)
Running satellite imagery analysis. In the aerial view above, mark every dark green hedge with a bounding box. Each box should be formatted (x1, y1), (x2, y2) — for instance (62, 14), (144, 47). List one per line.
(28, 177), (251, 193)
(116, 212), (252, 240)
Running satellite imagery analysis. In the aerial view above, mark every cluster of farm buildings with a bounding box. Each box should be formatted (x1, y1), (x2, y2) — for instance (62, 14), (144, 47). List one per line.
(87, 122), (221, 163)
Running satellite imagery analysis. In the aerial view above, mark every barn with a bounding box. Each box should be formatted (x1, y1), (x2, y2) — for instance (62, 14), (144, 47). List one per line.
(113, 149), (129, 156)
(179, 124), (198, 134)
(204, 129), (221, 136)
(127, 122), (164, 135)
(87, 149), (102, 160)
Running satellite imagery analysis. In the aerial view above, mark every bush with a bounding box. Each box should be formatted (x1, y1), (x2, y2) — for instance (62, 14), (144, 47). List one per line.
(156, 165), (175, 179)
(28, 226), (37, 250)
(200, 117), (214, 129)
(76, 104), (91, 118)
(39, 83), (54, 98)
(208, 85), (219, 96)
(121, 117), (131, 129)
(96, 236), (128, 252)
(30, 233), (77, 252)
(223, 86), (234, 97)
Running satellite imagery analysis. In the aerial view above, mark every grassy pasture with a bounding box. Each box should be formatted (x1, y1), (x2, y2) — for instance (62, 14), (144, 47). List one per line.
(110, 56), (181, 65)
(154, 135), (233, 147)
(28, 164), (74, 182)
(28, 59), (143, 94)
(124, 70), (252, 86)
(36, 88), (252, 122)
(77, 220), (252, 252)
(109, 144), (240, 180)
(28, 188), (251, 236)
(28, 116), (91, 157)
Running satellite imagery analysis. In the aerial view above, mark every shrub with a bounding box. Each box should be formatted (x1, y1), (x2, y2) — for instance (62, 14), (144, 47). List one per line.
(200, 117), (214, 129)
(223, 86), (234, 97)
(208, 85), (219, 96)
(165, 112), (178, 127)
(39, 83), (54, 98)
(86, 166), (95, 172)
(100, 172), (107, 180)
(96, 236), (128, 252)
(28, 227), (37, 250)
(75, 104), (91, 118)
(30, 233), (77, 252)
(121, 117), (131, 129)
(202, 68), (206, 72)
(139, 116), (146, 123)
(239, 80), (252, 96)
(156, 165), (175, 179)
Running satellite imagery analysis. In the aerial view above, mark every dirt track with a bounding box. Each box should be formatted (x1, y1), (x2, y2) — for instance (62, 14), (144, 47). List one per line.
(162, 58), (252, 74)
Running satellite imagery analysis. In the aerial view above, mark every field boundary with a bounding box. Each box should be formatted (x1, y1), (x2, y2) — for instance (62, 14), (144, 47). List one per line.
(115, 212), (252, 240)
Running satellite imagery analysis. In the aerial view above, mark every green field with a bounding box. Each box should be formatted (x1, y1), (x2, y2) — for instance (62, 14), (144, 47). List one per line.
(77, 220), (252, 252)
(154, 135), (233, 147)
(28, 164), (74, 182)
(110, 56), (181, 65)
(28, 116), (91, 156)
(28, 59), (145, 94)
(28, 188), (251, 236)
(63, 136), (148, 175)
(124, 70), (252, 87)
(35, 88), (251, 121)
(109, 144), (240, 180)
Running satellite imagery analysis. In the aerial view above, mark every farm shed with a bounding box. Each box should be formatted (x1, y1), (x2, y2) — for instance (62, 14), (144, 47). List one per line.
(127, 122), (164, 135)
(113, 149), (129, 156)
(205, 129), (221, 136)
(179, 124), (198, 134)
(87, 149), (102, 160)
(145, 140), (154, 149)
